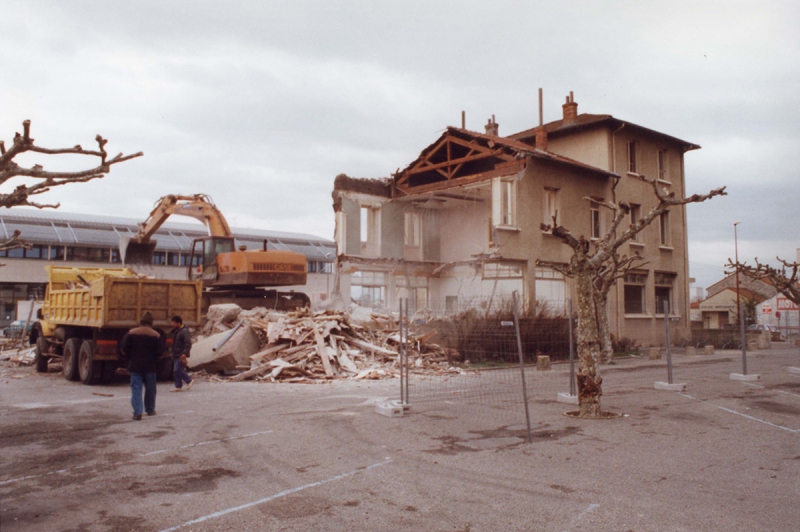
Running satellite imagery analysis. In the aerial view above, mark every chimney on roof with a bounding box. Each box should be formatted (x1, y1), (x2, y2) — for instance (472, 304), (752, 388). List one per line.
(485, 115), (499, 136)
(535, 127), (548, 151)
(562, 91), (578, 124)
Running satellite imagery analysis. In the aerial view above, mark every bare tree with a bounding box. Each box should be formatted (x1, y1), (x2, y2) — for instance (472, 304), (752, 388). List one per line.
(0, 119), (142, 247)
(730, 257), (800, 306)
(541, 177), (726, 418)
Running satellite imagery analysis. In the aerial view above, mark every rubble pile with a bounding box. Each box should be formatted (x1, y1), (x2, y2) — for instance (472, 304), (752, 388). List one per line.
(194, 304), (461, 383)
(0, 346), (35, 366)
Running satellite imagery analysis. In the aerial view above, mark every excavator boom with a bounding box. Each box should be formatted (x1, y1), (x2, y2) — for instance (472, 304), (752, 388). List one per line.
(121, 194), (232, 266)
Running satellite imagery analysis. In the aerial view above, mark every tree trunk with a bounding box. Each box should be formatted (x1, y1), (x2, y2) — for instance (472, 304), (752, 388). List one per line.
(594, 291), (613, 364)
(575, 265), (603, 417)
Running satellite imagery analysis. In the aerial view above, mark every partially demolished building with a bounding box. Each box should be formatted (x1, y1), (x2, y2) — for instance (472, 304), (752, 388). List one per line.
(332, 93), (700, 345)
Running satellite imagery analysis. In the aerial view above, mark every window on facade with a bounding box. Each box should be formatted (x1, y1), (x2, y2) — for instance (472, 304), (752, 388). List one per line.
(152, 251), (166, 265)
(307, 261), (333, 274)
(404, 211), (421, 247)
(351, 271), (386, 309)
(67, 246), (110, 262)
(655, 272), (676, 315)
(624, 272), (647, 314)
(50, 246), (65, 260)
(111, 249), (120, 263)
(659, 211), (670, 246)
(360, 207), (378, 243)
(492, 178), (517, 228)
(658, 150), (668, 181)
(543, 187), (559, 229)
(627, 142), (637, 174)
(25, 245), (47, 259)
(167, 252), (181, 266)
(590, 203), (601, 239)
(501, 179), (516, 226)
(535, 267), (566, 313)
(483, 261), (523, 279)
(6, 247), (24, 258)
(630, 204), (641, 241)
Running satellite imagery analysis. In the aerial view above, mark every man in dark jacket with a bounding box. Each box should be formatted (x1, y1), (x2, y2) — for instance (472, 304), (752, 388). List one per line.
(169, 315), (194, 392)
(120, 311), (167, 420)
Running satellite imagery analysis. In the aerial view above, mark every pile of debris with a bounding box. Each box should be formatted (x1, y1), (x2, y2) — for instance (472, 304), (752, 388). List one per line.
(0, 346), (35, 366)
(189, 304), (461, 383)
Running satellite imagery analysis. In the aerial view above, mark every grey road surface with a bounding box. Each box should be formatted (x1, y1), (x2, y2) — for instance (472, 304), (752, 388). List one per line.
(2, 346), (800, 531)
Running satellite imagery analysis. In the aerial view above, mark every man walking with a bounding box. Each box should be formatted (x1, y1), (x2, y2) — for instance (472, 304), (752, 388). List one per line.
(169, 315), (194, 392)
(120, 311), (167, 420)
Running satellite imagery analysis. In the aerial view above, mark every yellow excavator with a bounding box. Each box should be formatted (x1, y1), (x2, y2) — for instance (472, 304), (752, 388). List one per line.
(121, 194), (310, 312)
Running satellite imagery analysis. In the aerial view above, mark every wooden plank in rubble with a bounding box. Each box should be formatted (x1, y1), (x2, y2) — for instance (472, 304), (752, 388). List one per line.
(313, 323), (334, 376)
(249, 343), (289, 362)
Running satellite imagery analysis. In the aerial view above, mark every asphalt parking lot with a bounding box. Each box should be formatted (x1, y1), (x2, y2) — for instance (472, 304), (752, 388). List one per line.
(2, 346), (800, 532)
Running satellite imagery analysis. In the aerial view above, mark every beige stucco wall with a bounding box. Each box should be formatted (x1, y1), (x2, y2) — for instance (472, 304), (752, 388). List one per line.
(546, 128), (612, 171)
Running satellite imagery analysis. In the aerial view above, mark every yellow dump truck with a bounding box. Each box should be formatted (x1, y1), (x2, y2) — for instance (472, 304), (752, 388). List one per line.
(32, 265), (203, 385)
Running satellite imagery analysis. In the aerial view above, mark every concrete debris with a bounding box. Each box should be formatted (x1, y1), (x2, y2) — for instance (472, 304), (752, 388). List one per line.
(0, 346), (36, 365)
(196, 304), (461, 383)
(189, 323), (261, 373)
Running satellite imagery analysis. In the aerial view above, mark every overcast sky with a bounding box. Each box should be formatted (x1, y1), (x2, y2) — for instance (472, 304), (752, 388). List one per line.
(2, 0), (798, 291)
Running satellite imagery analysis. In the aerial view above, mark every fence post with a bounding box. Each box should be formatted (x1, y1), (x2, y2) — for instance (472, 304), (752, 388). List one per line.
(568, 298), (576, 397)
(404, 298), (410, 405)
(399, 298), (404, 405)
(739, 301), (748, 375)
(512, 291), (532, 443)
(664, 301), (673, 384)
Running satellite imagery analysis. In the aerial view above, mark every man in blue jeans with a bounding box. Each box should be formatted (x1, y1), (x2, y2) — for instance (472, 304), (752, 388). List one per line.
(169, 315), (194, 392)
(120, 311), (167, 420)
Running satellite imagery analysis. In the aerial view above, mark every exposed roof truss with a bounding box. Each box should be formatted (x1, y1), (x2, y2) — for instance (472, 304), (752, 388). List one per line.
(395, 130), (523, 195)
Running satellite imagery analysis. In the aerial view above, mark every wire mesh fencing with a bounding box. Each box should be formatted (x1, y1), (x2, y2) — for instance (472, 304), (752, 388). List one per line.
(392, 295), (800, 432)
(396, 294), (576, 432)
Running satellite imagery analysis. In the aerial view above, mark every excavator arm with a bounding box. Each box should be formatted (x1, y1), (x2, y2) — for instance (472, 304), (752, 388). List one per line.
(121, 194), (233, 265)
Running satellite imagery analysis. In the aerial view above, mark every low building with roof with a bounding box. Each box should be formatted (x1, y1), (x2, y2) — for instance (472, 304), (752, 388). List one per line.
(0, 209), (335, 324)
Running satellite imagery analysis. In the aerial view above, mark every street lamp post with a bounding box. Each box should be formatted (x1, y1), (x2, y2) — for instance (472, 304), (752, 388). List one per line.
(734, 221), (747, 374)
(734, 221), (740, 321)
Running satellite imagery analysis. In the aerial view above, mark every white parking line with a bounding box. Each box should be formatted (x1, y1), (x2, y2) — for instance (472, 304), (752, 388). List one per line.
(678, 392), (800, 433)
(158, 459), (392, 532)
(0, 464), (93, 486)
(140, 430), (273, 456)
(562, 503), (600, 532)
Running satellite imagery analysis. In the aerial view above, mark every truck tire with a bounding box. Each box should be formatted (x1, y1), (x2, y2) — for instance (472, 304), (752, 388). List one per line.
(62, 338), (81, 381)
(35, 336), (49, 373)
(156, 357), (173, 382)
(78, 340), (103, 385)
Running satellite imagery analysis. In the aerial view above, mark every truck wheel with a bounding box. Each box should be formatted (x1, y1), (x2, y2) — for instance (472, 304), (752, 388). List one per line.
(62, 338), (81, 381)
(78, 340), (103, 385)
(35, 336), (49, 373)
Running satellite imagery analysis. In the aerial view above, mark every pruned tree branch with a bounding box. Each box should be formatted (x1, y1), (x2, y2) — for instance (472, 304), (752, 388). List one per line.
(729, 257), (800, 304)
(0, 120), (143, 210)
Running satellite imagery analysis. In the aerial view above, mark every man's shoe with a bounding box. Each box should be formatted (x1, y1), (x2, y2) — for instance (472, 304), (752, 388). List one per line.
(170, 388), (183, 392)
(132, 414), (142, 421)
(146, 411), (156, 416)
(186, 380), (194, 391)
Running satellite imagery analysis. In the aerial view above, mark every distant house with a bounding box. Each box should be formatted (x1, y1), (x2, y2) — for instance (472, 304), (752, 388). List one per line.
(332, 92), (702, 345)
(697, 287), (765, 329)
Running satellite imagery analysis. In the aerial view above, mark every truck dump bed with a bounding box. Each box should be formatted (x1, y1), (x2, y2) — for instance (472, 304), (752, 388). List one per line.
(42, 265), (202, 329)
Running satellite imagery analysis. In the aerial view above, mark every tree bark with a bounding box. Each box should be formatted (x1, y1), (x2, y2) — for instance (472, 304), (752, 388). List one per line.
(575, 260), (603, 417)
(594, 290), (613, 364)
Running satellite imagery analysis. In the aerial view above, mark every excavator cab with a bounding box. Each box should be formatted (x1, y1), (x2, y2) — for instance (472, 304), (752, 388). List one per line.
(187, 236), (235, 283)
